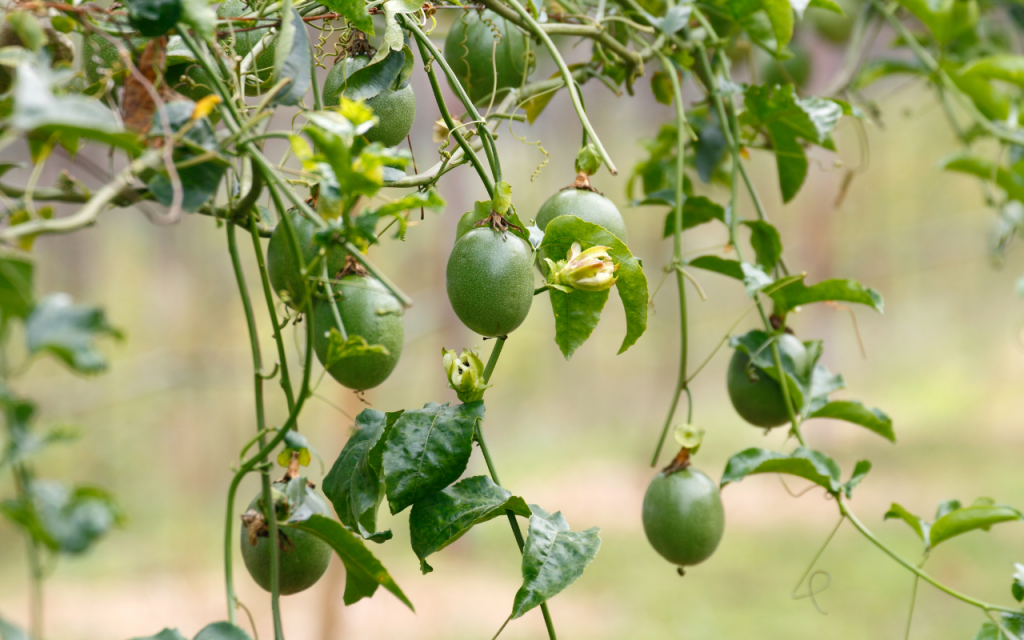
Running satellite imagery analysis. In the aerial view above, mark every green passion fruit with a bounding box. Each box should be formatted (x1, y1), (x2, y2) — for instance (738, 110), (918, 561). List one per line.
(809, 0), (858, 43)
(239, 484), (333, 595)
(446, 227), (534, 337)
(218, 0), (276, 93)
(642, 467), (725, 567)
(759, 42), (812, 88)
(535, 188), (628, 244)
(726, 333), (808, 428)
(322, 55), (417, 148)
(83, 33), (144, 87)
(266, 210), (347, 309)
(312, 274), (405, 391)
(443, 9), (534, 105)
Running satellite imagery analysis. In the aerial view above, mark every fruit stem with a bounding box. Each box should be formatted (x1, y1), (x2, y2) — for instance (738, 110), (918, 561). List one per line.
(475, 338), (560, 640)
(650, 50), (690, 467)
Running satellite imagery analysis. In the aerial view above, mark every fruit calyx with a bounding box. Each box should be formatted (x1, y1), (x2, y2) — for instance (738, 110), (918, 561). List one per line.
(561, 170), (602, 194)
(661, 447), (692, 475)
(472, 208), (524, 239)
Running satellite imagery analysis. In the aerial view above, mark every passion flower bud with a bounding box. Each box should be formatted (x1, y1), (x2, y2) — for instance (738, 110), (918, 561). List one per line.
(545, 242), (618, 292)
(442, 347), (491, 403)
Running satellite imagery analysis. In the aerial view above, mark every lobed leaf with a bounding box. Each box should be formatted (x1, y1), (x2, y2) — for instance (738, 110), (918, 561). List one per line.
(721, 447), (842, 492)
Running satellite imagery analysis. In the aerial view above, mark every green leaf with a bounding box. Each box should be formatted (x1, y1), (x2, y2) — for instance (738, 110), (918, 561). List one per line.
(179, 0), (216, 41)
(945, 61), (1010, 121)
(974, 613), (1024, 640)
(382, 401), (485, 514)
(651, 71), (674, 105)
(1012, 563), (1024, 603)
(271, 9), (311, 106)
(842, 460), (871, 498)
(128, 630), (187, 640)
(539, 216), (649, 355)
(1, 423), (79, 471)
(323, 329), (390, 369)
(720, 447), (842, 492)
(409, 475), (531, 573)
(688, 255), (744, 280)
(940, 154), (1024, 203)
(661, 196), (726, 237)
(492, 181), (513, 216)
(894, 0), (977, 43)
(769, 274), (884, 315)
(287, 513), (413, 610)
(808, 0), (842, 13)
(510, 506), (601, 619)
(342, 50), (405, 101)
(25, 294), (123, 375)
(317, 0), (374, 34)
(372, 0), (421, 65)
(961, 55), (1024, 88)
(148, 102), (229, 212)
(193, 623), (253, 640)
(853, 58), (926, 91)
(322, 409), (399, 542)
(125, 0), (182, 37)
(6, 12), (45, 52)
(929, 503), (1023, 548)
(884, 503), (929, 543)
(809, 400), (895, 442)
(0, 254), (34, 322)
(762, 0), (795, 47)
(730, 329), (816, 412)
(0, 615), (29, 640)
(742, 220), (782, 271)
(12, 62), (140, 153)
(548, 288), (610, 360)
(2, 480), (122, 554)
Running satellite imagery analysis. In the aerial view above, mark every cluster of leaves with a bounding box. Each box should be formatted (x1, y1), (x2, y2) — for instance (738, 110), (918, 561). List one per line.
(321, 404), (601, 621)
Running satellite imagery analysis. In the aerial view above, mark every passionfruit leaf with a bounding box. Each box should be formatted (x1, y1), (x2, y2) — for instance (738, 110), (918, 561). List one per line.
(271, 9), (311, 106)
(769, 274), (884, 316)
(660, 196), (725, 236)
(193, 622), (253, 640)
(721, 446), (842, 492)
(25, 293), (123, 374)
(410, 475), (531, 573)
(809, 400), (895, 442)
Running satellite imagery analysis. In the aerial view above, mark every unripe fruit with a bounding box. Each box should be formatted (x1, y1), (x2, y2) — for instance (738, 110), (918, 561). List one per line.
(83, 33), (144, 87)
(312, 275), (405, 391)
(535, 189), (628, 244)
(726, 333), (808, 428)
(218, 0), (276, 94)
(443, 9), (534, 105)
(266, 210), (347, 309)
(322, 55), (417, 148)
(446, 227), (534, 337)
(642, 467), (725, 567)
(239, 485), (333, 595)
(165, 63), (214, 102)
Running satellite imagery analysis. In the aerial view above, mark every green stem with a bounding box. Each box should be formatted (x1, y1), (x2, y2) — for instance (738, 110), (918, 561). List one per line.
(226, 223), (284, 638)
(475, 338), (558, 640)
(650, 50), (689, 467)
(478, 0), (617, 175)
(27, 537), (43, 640)
(904, 573), (920, 640)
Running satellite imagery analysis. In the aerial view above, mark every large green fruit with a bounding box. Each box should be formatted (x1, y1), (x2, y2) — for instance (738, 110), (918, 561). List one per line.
(239, 485), (332, 595)
(446, 227), (534, 337)
(312, 275), (405, 391)
(759, 42), (811, 88)
(218, 0), (276, 93)
(83, 33), (144, 87)
(443, 9), (534, 105)
(535, 189), (628, 244)
(266, 210), (347, 309)
(642, 467), (725, 567)
(809, 0), (858, 43)
(322, 55), (417, 147)
(726, 333), (808, 428)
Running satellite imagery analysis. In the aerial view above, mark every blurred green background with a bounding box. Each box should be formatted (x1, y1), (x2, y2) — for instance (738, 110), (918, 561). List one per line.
(1, 23), (1023, 640)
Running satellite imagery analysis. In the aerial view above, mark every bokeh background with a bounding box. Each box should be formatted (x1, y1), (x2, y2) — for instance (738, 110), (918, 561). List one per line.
(1, 13), (1023, 640)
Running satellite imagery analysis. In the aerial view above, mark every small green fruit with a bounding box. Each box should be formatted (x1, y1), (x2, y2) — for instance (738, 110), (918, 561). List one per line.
(535, 189), (628, 244)
(312, 275), (405, 391)
(266, 210), (347, 309)
(322, 55), (417, 147)
(446, 227), (534, 337)
(726, 333), (808, 428)
(642, 467), (725, 567)
(218, 0), (276, 94)
(443, 9), (534, 105)
(239, 485), (333, 595)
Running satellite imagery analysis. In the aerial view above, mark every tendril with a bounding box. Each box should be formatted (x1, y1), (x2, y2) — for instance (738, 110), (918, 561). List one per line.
(791, 516), (844, 615)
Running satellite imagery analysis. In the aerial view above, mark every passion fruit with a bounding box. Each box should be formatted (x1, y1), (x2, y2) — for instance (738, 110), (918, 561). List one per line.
(446, 227), (534, 337)
(535, 189), (628, 244)
(164, 63), (214, 102)
(239, 484), (333, 595)
(443, 9), (534, 105)
(322, 54), (417, 147)
(83, 32), (144, 87)
(726, 333), (808, 428)
(218, 0), (276, 93)
(312, 274), (405, 391)
(642, 467), (725, 567)
(266, 210), (348, 309)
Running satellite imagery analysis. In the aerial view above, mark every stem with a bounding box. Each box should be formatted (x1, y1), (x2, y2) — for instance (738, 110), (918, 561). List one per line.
(904, 573), (920, 640)
(226, 223), (285, 638)
(475, 338), (558, 640)
(478, 0), (618, 175)
(650, 50), (688, 467)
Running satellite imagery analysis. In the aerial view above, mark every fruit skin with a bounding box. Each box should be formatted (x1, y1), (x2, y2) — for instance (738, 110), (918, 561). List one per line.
(535, 189), (629, 244)
(266, 210), (347, 309)
(726, 333), (808, 428)
(83, 33), (144, 87)
(218, 0), (276, 93)
(312, 275), (405, 391)
(239, 485), (333, 595)
(760, 42), (812, 88)
(165, 63), (214, 102)
(443, 9), (534, 105)
(322, 55), (416, 147)
(446, 227), (534, 337)
(642, 467), (725, 567)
